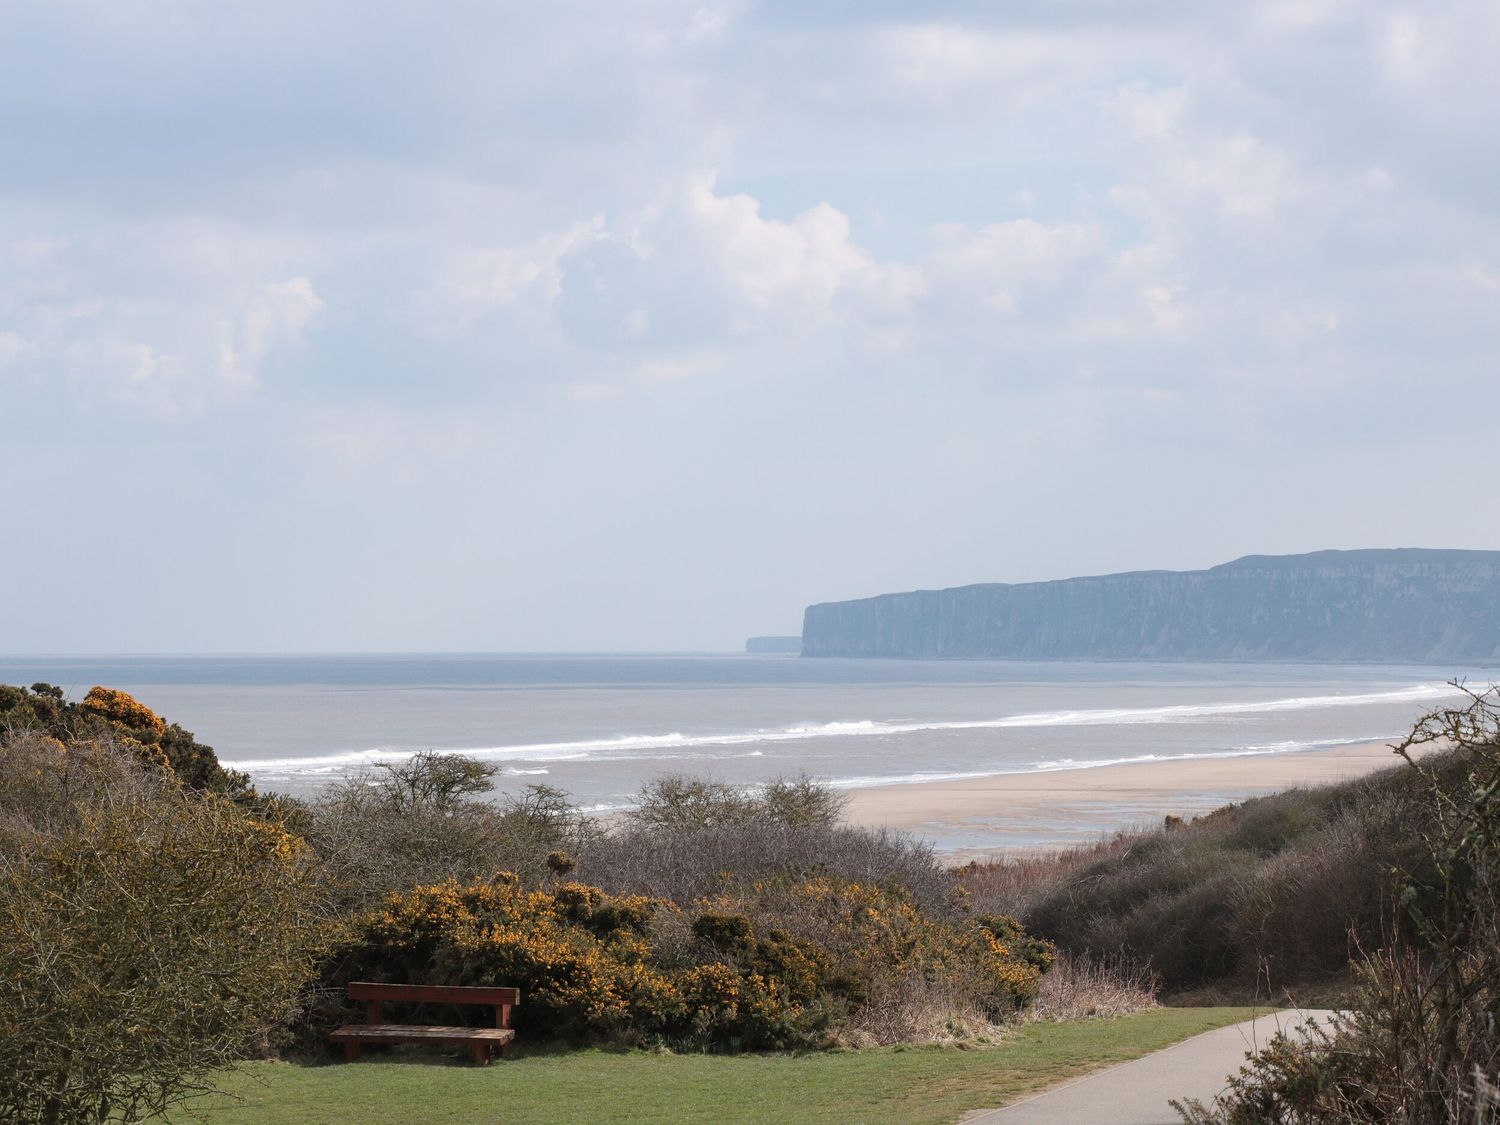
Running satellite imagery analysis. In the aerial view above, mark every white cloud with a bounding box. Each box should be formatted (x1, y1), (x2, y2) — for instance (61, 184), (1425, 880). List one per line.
(62, 338), (189, 417)
(1466, 264), (1500, 292)
(6, 2), (1498, 423)
(1106, 84), (1309, 227)
(1108, 82), (1188, 142)
(446, 218), (606, 321)
(0, 331), (33, 368)
(217, 276), (325, 389)
(668, 171), (921, 326)
(683, 2), (741, 46)
(865, 23), (1111, 109)
(566, 381), (622, 402)
(1252, 0), (1359, 33)
(300, 404), (482, 485)
(0, 214), (326, 415)
(638, 349), (724, 381)
(1380, 11), (1443, 86)
(6, 0), (1500, 652)
(453, 171), (925, 354)
(928, 219), (1100, 312)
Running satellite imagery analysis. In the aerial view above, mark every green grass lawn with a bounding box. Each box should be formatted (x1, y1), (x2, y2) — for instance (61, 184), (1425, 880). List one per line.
(183, 1007), (1256, 1124)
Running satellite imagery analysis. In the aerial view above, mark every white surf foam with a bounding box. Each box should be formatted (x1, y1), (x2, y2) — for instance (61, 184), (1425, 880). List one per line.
(224, 683), (1454, 776)
(827, 734), (1399, 790)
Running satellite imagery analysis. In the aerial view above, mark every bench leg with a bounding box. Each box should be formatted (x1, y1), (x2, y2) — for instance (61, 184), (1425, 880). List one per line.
(500, 1040), (514, 1060)
(471, 1042), (491, 1066)
(343, 1042), (362, 1062)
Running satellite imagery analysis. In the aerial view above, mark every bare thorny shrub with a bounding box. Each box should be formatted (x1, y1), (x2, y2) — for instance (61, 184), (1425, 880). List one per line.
(1178, 683), (1500, 1124)
(579, 772), (956, 914)
(300, 753), (600, 911)
(583, 819), (954, 915)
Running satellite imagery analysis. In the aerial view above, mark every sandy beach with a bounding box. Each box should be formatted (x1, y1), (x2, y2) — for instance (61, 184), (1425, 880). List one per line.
(843, 739), (1419, 857)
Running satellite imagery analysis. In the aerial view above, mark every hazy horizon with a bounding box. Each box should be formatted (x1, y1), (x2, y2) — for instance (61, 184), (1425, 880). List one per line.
(5, 3), (1498, 652)
(5, 544), (1495, 656)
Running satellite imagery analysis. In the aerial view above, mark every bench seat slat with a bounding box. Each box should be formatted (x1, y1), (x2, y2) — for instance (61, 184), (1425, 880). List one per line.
(330, 1024), (516, 1044)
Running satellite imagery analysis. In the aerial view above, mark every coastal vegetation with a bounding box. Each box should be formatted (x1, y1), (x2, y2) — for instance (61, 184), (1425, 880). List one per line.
(961, 750), (1449, 997)
(8, 678), (1498, 1122)
(304, 766), (1054, 1053)
(0, 708), (325, 1123)
(967, 684), (1500, 1122)
(0, 682), (252, 797)
(1176, 687), (1500, 1123)
(0, 683), (1101, 1124)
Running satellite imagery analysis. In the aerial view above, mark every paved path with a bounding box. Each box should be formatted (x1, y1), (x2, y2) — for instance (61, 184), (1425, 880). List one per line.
(967, 1009), (1335, 1125)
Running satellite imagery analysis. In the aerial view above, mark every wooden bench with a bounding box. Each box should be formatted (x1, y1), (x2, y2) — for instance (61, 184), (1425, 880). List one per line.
(330, 982), (519, 1065)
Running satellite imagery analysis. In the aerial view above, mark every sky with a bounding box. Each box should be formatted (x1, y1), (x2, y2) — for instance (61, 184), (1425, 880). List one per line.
(3, 0), (1499, 653)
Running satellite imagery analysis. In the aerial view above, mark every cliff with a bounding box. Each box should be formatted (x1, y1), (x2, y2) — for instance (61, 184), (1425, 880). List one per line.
(801, 549), (1500, 662)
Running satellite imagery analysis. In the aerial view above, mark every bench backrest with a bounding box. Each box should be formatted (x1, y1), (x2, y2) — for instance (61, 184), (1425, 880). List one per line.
(348, 982), (519, 1006)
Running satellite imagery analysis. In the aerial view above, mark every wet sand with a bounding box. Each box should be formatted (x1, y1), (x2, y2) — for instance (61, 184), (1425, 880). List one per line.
(842, 739), (1420, 856)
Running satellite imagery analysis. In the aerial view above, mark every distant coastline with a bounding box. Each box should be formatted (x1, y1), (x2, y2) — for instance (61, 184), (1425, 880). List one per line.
(802, 548), (1500, 663)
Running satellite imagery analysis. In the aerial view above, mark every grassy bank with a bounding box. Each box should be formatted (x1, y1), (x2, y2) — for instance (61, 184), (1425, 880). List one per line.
(962, 748), (1465, 998)
(183, 1008), (1253, 1125)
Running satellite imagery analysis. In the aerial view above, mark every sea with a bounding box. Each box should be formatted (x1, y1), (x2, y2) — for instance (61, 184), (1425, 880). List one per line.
(5, 653), (1491, 847)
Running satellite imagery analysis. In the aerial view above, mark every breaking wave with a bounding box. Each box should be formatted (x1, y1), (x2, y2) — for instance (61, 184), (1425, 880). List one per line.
(827, 734), (1399, 790)
(223, 682), (1452, 779)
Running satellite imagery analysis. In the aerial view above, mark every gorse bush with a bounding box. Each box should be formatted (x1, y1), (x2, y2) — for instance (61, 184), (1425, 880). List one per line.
(284, 756), (1056, 1052)
(0, 725), (326, 1125)
(277, 756), (1046, 1051)
(327, 876), (819, 1048)
(345, 878), (668, 1041)
(325, 871), (1052, 1051)
(0, 682), (252, 798)
(77, 684), (166, 737)
(692, 875), (1052, 1040)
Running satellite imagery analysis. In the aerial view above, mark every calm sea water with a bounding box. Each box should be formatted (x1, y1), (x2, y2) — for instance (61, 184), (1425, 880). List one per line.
(4, 655), (1490, 839)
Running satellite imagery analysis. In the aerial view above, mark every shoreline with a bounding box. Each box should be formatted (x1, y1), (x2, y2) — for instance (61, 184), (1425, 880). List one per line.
(842, 738), (1418, 858)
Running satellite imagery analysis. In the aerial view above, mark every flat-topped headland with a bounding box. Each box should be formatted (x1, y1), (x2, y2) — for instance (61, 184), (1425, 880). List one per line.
(802, 548), (1500, 662)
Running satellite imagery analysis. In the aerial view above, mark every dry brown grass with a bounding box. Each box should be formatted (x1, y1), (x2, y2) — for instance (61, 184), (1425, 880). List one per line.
(955, 831), (1146, 918)
(1026, 952), (1160, 1022)
(839, 973), (1007, 1047)
(833, 950), (1160, 1047)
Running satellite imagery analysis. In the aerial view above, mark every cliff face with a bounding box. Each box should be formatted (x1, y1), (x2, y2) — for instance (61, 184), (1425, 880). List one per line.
(801, 550), (1500, 662)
